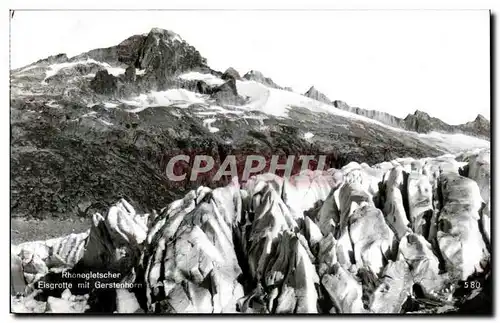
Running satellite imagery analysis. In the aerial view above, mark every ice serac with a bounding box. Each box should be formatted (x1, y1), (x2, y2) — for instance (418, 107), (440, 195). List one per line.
(398, 233), (453, 301)
(465, 150), (490, 204)
(13, 231), (89, 286)
(369, 260), (412, 313)
(338, 182), (373, 233)
(282, 169), (337, 220)
(407, 173), (434, 238)
(9, 149), (493, 313)
(11, 293), (47, 313)
(311, 168), (344, 236)
(322, 263), (365, 313)
(143, 179), (244, 313)
(79, 199), (148, 272)
(436, 173), (489, 281)
(317, 233), (338, 277)
(382, 166), (412, 240)
(315, 188), (341, 237)
(46, 290), (89, 313)
(349, 205), (395, 276)
(236, 176), (319, 313)
(10, 199), (151, 314)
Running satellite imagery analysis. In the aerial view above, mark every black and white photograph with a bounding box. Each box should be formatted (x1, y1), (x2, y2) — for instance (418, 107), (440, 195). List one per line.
(8, 9), (492, 315)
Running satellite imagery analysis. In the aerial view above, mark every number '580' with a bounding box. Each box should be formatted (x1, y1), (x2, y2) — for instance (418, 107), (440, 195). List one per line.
(464, 281), (481, 289)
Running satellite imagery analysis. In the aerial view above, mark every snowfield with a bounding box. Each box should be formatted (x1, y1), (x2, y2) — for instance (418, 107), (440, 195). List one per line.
(42, 59), (126, 81)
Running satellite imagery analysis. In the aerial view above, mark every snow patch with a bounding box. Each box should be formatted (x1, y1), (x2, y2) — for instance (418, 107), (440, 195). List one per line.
(105, 66), (126, 77)
(43, 59), (125, 81)
(46, 100), (61, 109)
(304, 132), (314, 140)
(178, 72), (225, 86)
(203, 118), (220, 133)
(98, 119), (114, 126)
(235, 80), (336, 117)
(121, 89), (208, 113)
(81, 111), (97, 118)
(104, 102), (118, 108)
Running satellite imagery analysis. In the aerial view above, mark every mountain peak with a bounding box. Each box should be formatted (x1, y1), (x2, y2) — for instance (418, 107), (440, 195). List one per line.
(148, 27), (183, 42)
(475, 114), (488, 123)
(135, 27), (207, 88)
(243, 70), (283, 90)
(304, 86), (331, 104)
(244, 70), (264, 79)
(222, 67), (241, 81)
(413, 109), (431, 118)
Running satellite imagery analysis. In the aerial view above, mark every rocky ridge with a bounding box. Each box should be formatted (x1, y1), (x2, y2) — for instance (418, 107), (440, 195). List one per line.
(300, 88), (490, 139)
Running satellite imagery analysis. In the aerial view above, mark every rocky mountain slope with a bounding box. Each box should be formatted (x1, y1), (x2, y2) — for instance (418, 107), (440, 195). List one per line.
(10, 28), (490, 221)
(11, 149), (491, 313)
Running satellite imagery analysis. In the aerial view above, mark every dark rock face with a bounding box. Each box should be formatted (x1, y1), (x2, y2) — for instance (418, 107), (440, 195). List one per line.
(195, 80), (211, 94)
(70, 28), (208, 93)
(135, 28), (207, 90)
(333, 100), (404, 129)
(90, 70), (118, 95)
(124, 66), (136, 83)
(71, 35), (146, 67)
(403, 110), (451, 134)
(211, 79), (245, 105)
(34, 53), (69, 66)
(304, 86), (331, 104)
(243, 70), (285, 89)
(222, 67), (241, 81)
(461, 114), (490, 138)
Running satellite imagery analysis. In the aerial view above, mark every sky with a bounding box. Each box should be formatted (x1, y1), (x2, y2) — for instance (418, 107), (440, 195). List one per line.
(10, 10), (490, 124)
